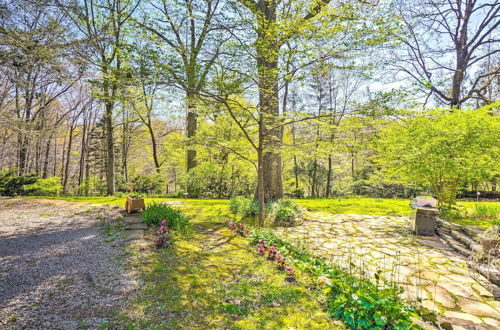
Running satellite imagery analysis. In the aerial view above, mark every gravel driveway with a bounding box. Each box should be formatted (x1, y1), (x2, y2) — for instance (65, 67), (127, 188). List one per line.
(0, 198), (138, 329)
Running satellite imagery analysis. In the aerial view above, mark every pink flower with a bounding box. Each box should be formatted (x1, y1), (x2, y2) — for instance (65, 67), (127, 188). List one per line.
(161, 219), (167, 225)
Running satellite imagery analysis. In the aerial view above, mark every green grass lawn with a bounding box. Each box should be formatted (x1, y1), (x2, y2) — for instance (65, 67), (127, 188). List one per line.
(295, 197), (413, 216)
(21, 195), (500, 227)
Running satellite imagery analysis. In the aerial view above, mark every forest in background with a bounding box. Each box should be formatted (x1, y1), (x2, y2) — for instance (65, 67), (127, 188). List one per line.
(0, 0), (498, 205)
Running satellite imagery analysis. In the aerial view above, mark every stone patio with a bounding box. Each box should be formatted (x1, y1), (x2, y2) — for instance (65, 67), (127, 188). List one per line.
(274, 213), (500, 329)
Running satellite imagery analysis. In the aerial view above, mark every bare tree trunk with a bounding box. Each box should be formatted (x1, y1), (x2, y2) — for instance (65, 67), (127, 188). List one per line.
(186, 91), (197, 173)
(53, 136), (57, 177)
(42, 135), (52, 178)
(60, 131), (67, 178)
(104, 102), (115, 195)
(78, 120), (87, 194)
(146, 122), (161, 172)
(326, 154), (332, 197)
(62, 125), (75, 195)
(256, 0), (283, 203)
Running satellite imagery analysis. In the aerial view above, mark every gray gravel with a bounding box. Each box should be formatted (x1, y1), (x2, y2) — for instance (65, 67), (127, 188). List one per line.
(0, 198), (138, 329)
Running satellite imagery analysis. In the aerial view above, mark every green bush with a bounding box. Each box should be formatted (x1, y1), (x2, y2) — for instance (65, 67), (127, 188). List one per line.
(249, 230), (421, 329)
(266, 199), (304, 225)
(142, 201), (191, 233)
(130, 174), (166, 194)
(0, 170), (39, 196)
(24, 177), (62, 196)
(229, 196), (258, 217)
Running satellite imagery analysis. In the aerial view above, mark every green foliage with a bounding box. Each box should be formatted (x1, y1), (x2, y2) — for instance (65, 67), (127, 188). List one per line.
(130, 174), (166, 194)
(128, 193), (144, 199)
(142, 202), (191, 233)
(249, 230), (421, 329)
(376, 104), (500, 206)
(473, 204), (500, 219)
(23, 177), (62, 196)
(229, 196), (258, 217)
(289, 188), (305, 198)
(0, 170), (39, 196)
(266, 199), (304, 225)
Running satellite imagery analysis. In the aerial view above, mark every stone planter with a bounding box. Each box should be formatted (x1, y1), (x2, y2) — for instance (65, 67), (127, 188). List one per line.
(125, 196), (145, 214)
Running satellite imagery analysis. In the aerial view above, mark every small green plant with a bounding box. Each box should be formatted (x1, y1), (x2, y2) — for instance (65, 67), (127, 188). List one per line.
(229, 196), (258, 217)
(142, 202), (191, 233)
(128, 193), (144, 199)
(24, 177), (62, 196)
(266, 199), (304, 226)
(249, 230), (421, 329)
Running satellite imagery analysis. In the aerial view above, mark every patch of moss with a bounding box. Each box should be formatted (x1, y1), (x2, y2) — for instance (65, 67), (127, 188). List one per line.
(118, 202), (339, 329)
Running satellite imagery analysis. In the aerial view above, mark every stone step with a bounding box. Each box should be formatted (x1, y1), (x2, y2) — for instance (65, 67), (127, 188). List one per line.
(124, 223), (148, 230)
(462, 226), (485, 239)
(437, 219), (463, 232)
(125, 229), (145, 241)
(450, 230), (477, 250)
(468, 261), (500, 287)
(440, 233), (472, 257)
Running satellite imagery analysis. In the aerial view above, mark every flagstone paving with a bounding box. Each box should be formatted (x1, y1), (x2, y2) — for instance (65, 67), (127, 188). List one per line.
(274, 213), (500, 329)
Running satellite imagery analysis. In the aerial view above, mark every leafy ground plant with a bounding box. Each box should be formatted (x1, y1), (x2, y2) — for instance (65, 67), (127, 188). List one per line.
(249, 230), (422, 329)
(142, 201), (191, 233)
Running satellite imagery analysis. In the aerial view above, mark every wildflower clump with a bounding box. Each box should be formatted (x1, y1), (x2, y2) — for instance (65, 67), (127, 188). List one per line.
(155, 219), (170, 248)
(225, 220), (249, 237)
(254, 239), (295, 282)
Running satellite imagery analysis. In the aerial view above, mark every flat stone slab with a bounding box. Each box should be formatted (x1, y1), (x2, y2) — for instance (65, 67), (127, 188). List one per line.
(124, 223), (148, 230)
(125, 230), (144, 241)
(273, 212), (500, 327)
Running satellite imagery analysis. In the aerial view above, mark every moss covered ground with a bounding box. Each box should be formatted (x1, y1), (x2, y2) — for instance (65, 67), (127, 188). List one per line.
(116, 201), (339, 329)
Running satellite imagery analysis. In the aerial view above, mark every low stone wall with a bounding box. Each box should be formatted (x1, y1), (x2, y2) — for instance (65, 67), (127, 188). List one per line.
(436, 219), (500, 295)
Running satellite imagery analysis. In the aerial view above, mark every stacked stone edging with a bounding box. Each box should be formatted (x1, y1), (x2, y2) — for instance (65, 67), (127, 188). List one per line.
(436, 219), (500, 293)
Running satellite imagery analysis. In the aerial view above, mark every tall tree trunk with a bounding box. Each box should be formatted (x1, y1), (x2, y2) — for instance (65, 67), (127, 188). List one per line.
(326, 154), (332, 197)
(60, 132), (67, 178)
(146, 121), (161, 172)
(53, 136), (57, 177)
(104, 101), (115, 195)
(42, 135), (52, 178)
(256, 0), (283, 203)
(78, 120), (88, 194)
(62, 125), (74, 195)
(186, 91), (197, 173)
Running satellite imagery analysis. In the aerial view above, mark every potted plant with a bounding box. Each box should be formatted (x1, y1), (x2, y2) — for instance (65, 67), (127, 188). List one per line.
(126, 193), (145, 214)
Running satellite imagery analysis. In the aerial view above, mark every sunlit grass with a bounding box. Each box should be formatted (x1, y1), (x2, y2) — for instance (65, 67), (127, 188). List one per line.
(118, 200), (337, 328)
(20, 195), (500, 227)
(294, 197), (413, 216)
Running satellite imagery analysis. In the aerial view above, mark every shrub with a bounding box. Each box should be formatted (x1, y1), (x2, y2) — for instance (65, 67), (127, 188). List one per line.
(130, 174), (166, 194)
(229, 196), (258, 217)
(142, 202), (191, 233)
(266, 199), (304, 226)
(0, 170), (39, 196)
(23, 177), (62, 196)
(289, 188), (305, 198)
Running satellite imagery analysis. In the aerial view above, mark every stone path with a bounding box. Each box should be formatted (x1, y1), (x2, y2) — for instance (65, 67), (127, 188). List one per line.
(123, 213), (148, 242)
(274, 213), (500, 329)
